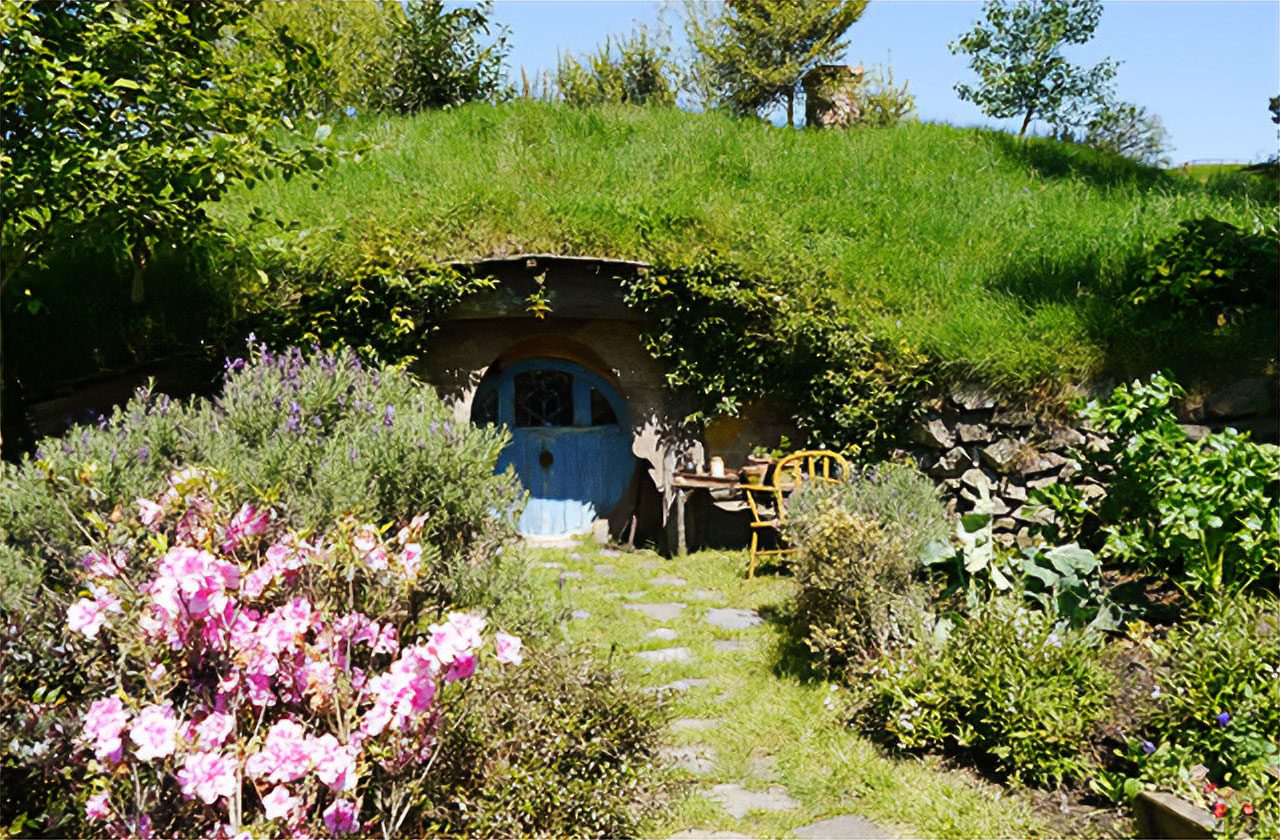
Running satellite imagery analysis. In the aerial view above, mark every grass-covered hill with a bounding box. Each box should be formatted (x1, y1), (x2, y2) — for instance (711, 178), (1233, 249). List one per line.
(217, 102), (1275, 399)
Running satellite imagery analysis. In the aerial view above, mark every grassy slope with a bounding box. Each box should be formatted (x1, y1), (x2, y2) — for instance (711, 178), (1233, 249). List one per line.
(215, 102), (1275, 393)
(524, 543), (1084, 839)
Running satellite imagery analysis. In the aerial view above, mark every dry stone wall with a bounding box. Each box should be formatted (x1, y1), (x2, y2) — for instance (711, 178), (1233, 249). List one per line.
(912, 379), (1278, 548)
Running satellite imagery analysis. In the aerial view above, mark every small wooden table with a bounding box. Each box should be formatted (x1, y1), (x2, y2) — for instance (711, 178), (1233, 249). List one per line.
(670, 471), (748, 556)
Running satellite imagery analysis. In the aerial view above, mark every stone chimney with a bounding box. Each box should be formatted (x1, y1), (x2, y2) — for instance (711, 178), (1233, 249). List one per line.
(802, 64), (864, 129)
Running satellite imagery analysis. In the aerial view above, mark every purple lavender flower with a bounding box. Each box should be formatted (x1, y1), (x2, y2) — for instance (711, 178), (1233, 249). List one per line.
(136, 445), (150, 463)
(383, 405), (395, 428)
(1216, 712), (1231, 728)
(1141, 740), (1156, 755)
(286, 416), (301, 434)
(349, 447), (359, 462)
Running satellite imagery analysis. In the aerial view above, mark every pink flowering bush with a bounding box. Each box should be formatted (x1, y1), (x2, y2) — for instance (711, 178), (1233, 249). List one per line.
(65, 469), (522, 838)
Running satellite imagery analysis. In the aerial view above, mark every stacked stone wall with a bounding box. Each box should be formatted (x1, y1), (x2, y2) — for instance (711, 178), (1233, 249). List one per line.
(912, 379), (1277, 547)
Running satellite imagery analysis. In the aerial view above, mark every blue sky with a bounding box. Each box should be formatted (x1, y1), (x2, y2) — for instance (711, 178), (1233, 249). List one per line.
(492, 0), (1280, 164)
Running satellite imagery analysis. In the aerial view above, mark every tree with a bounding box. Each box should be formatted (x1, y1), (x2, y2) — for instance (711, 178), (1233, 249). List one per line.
(856, 63), (916, 127)
(385, 0), (510, 114)
(1081, 100), (1169, 165)
(1, 0), (336, 299)
(556, 27), (677, 107)
(232, 1), (406, 117)
(0, 0), (338, 453)
(950, 0), (1117, 138)
(687, 0), (868, 127)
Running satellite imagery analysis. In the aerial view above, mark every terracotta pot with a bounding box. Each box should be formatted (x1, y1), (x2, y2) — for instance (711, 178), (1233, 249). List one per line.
(740, 464), (768, 485)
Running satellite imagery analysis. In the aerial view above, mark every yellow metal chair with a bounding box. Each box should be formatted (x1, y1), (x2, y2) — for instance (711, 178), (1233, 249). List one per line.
(740, 449), (850, 577)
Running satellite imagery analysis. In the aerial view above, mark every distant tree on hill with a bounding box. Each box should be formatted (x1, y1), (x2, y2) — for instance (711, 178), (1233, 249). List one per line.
(687, 0), (868, 127)
(950, 0), (1117, 138)
(557, 27), (678, 107)
(385, 0), (510, 114)
(1081, 101), (1169, 166)
(231, 1), (405, 117)
(1270, 95), (1279, 125)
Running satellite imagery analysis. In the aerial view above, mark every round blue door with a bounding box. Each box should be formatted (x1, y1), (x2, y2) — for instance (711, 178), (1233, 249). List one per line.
(472, 358), (636, 538)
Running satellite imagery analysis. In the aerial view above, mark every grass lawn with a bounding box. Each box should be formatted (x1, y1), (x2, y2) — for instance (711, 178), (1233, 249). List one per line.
(215, 102), (1276, 394)
(523, 541), (1084, 839)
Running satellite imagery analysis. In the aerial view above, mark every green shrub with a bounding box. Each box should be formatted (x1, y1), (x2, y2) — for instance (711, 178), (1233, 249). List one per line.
(0, 342), (522, 602)
(853, 595), (1114, 786)
(418, 647), (668, 837)
(1129, 216), (1279, 322)
(1134, 598), (1279, 791)
(787, 465), (947, 672)
(1031, 373), (1280, 597)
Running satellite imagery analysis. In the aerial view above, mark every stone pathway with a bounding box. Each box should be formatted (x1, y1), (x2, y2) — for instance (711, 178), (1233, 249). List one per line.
(536, 543), (906, 840)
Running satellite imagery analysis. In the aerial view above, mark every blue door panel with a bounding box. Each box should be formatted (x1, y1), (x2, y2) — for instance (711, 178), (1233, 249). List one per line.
(476, 359), (635, 538)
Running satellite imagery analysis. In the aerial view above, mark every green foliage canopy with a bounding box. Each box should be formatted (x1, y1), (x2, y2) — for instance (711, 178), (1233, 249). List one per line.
(687, 0), (868, 126)
(556, 27), (677, 107)
(950, 0), (1118, 138)
(0, 0), (336, 295)
(388, 0), (510, 114)
(232, 0), (405, 117)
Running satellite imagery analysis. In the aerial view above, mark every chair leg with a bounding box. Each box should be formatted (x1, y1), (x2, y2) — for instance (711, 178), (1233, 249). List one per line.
(749, 531), (758, 579)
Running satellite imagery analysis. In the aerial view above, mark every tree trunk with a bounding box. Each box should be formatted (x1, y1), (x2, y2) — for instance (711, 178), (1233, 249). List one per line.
(786, 90), (795, 128)
(1018, 109), (1035, 138)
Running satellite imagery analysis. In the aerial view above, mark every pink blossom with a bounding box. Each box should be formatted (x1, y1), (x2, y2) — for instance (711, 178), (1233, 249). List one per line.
(363, 545), (389, 572)
(445, 654), (476, 683)
(353, 525), (379, 554)
(221, 502), (272, 553)
(177, 750), (238, 804)
(83, 696), (130, 763)
(82, 550), (124, 579)
(129, 704), (178, 762)
(297, 656), (337, 699)
(400, 543), (422, 577)
(261, 785), (300, 821)
(137, 498), (165, 528)
(409, 513), (428, 531)
(494, 631), (523, 666)
(360, 644), (439, 736)
(323, 799), (359, 835)
(425, 613), (486, 669)
(196, 711), (235, 748)
(309, 735), (358, 792)
(85, 790), (112, 822)
(68, 598), (108, 639)
(246, 719), (313, 783)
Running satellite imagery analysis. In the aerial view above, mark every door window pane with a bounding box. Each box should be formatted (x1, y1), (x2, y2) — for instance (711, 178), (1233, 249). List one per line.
(514, 370), (574, 427)
(590, 387), (618, 426)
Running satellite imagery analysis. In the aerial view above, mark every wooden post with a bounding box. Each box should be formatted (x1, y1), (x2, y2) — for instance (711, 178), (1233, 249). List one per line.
(675, 488), (687, 557)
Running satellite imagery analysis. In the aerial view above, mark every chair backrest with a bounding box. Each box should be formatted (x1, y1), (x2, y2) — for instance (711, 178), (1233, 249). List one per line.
(771, 449), (849, 492)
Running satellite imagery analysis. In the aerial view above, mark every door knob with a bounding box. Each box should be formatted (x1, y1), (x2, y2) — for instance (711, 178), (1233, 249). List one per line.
(539, 449), (553, 468)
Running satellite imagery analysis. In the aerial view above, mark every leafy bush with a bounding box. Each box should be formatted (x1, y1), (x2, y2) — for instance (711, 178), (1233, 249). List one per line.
(1129, 216), (1279, 322)
(922, 477), (1130, 632)
(1125, 599), (1279, 805)
(853, 595), (1115, 786)
(556, 27), (677, 107)
(421, 649), (667, 837)
(0, 342), (521, 602)
(787, 464), (946, 672)
(625, 255), (933, 454)
(1031, 373), (1280, 597)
